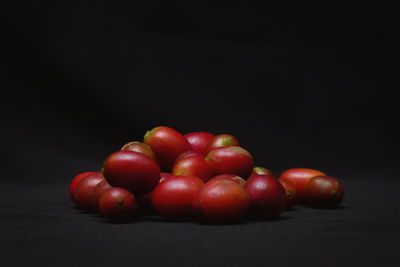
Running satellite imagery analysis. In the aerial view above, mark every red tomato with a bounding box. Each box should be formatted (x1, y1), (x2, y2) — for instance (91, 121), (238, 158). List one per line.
(207, 174), (246, 186)
(249, 167), (275, 179)
(152, 175), (204, 220)
(102, 150), (160, 195)
(245, 175), (287, 218)
(303, 176), (344, 208)
(203, 134), (239, 156)
(279, 168), (326, 200)
(74, 172), (105, 211)
(184, 131), (214, 154)
(144, 126), (191, 172)
(278, 179), (297, 208)
(193, 179), (250, 223)
(121, 141), (156, 160)
(206, 146), (254, 178)
(69, 171), (96, 203)
(174, 151), (200, 163)
(172, 152), (213, 182)
(99, 188), (136, 221)
(91, 180), (112, 212)
(160, 172), (173, 182)
(135, 172), (173, 212)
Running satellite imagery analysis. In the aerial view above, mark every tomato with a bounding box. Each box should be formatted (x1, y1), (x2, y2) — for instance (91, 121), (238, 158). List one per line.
(121, 141), (156, 159)
(203, 134), (239, 156)
(152, 175), (204, 220)
(303, 176), (344, 208)
(249, 167), (275, 179)
(102, 150), (160, 195)
(91, 180), (112, 212)
(74, 172), (105, 211)
(172, 151), (213, 182)
(245, 175), (287, 218)
(160, 172), (173, 182)
(184, 131), (214, 154)
(144, 126), (191, 171)
(135, 172), (173, 212)
(193, 179), (250, 223)
(278, 179), (297, 208)
(207, 174), (246, 186)
(206, 146), (254, 178)
(99, 188), (136, 221)
(279, 168), (326, 200)
(174, 151), (200, 163)
(69, 171), (96, 203)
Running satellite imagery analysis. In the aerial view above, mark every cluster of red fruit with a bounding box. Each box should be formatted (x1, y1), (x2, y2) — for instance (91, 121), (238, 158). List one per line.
(69, 126), (344, 223)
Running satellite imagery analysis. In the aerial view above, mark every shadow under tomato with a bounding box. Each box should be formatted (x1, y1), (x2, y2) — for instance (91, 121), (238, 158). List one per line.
(146, 215), (199, 224)
(102, 217), (138, 224)
(283, 206), (298, 212)
(89, 213), (103, 219)
(309, 205), (349, 210)
(243, 214), (291, 223)
(72, 207), (98, 215)
(102, 213), (199, 224)
(194, 219), (248, 226)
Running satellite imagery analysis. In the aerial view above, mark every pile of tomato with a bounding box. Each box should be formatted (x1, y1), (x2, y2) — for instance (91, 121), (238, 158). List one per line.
(69, 126), (344, 223)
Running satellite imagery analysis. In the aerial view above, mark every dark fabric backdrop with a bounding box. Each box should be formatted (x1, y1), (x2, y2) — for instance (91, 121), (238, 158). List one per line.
(1, 2), (398, 267)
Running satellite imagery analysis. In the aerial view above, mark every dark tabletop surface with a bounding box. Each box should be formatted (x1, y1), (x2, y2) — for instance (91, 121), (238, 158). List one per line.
(1, 171), (399, 267)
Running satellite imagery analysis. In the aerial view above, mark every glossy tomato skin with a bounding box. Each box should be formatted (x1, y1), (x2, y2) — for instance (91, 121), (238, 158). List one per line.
(74, 172), (105, 211)
(102, 150), (160, 195)
(172, 152), (213, 182)
(245, 175), (287, 218)
(207, 174), (246, 187)
(206, 146), (254, 179)
(144, 126), (191, 172)
(152, 175), (204, 220)
(184, 132), (214, 154)
(279, 168), (326, 200)
(193, 179), (250, 224)
(278, 179), (297, 208)
(121, 141), (156, 160)
(249, 167), (275, 179)
(69, 171), (96, 203)
(160, 172), (173, 182)
(174, 151), (200, 163)
(99, 188), (136, 221)
(135, 172), (173, 212)
(203, 134), (239, 156)
(91, 180), (112, 212)
(304, 176), (344, 208)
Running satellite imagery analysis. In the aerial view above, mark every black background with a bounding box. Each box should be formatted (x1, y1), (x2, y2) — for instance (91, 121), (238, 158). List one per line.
(1, 2), (398, 267)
